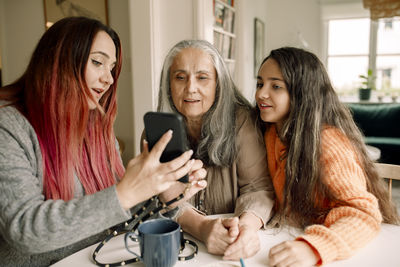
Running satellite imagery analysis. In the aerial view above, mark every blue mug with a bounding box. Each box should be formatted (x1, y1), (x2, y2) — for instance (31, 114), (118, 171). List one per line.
(125, 218), (181, 267)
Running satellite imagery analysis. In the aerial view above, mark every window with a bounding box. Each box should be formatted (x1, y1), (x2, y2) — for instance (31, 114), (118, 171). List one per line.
(327, 16), (400, 93)
(376, 17), (400, 91)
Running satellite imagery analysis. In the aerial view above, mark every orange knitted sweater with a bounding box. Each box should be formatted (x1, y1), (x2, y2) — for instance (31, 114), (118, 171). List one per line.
(265, 124), (382, 265)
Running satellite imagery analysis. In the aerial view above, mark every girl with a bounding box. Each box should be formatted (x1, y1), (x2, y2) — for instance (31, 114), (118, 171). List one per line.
(0, 17), (205, 266)
(255, 47), (399, 266)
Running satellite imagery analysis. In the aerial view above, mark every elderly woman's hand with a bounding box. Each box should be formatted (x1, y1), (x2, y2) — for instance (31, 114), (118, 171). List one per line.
(223, 212), (263, 260)
(116, 130), (198, 210)
(200, 217), (240, 255)
(159, 159), (207, 208)
(222, 224), (260, 260)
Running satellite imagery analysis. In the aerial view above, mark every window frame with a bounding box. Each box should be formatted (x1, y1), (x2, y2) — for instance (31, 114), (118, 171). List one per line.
(321, 1), (400, 93)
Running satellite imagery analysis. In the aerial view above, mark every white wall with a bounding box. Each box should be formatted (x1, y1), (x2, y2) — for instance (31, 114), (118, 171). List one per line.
(235, 0), (269, 102)
(158, 0), (194, 59)
(128, 0), (159, 158)
(108, 0), (134, 164)
(0, 0), (44, 84)
(266, 0), (321, 56)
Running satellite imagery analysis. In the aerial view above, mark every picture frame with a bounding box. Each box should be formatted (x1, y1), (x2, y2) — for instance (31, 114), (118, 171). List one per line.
(254, 18), (265, 77)
(43, 0), (108, 29)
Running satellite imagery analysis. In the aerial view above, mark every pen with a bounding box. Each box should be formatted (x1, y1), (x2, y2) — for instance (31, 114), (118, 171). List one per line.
(240, 258), (245, 267)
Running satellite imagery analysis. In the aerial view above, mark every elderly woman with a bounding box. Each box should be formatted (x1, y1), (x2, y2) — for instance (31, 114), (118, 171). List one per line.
(157, 40), (275, 260)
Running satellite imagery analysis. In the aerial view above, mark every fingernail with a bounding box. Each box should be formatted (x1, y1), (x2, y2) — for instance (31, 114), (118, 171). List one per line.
(187, 149), (193, 156)
(197, 180), (207, 187)
(167, 129), (173, 135)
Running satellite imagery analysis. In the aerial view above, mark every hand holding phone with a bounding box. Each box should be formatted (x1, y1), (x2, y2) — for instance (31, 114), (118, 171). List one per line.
(144, 112), (189, 183)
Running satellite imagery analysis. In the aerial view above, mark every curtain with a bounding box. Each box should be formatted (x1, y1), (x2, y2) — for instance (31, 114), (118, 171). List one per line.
(363, 0), (400, 20)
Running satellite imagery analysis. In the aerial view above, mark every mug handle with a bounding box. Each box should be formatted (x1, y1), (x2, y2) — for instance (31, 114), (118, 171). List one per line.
(124, 232), (142, 259)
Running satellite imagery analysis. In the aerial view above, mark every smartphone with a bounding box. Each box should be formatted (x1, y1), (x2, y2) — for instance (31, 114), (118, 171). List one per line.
(143, 111), (189, 183)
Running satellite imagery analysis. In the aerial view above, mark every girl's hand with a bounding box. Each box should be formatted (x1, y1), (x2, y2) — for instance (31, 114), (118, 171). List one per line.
(201, 217), (240, 255)
(116, 130), (196, 210)
(268, 240), (319, 267)
(159, 159), (207, 208)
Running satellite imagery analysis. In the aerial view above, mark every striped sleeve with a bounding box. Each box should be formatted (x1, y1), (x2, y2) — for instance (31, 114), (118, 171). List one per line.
(296, 127), (382, 265)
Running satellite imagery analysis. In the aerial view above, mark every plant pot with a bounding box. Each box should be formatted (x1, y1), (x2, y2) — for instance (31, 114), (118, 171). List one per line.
(359, 88), (372, 101)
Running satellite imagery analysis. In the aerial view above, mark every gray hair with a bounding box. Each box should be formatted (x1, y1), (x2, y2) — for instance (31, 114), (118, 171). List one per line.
(157, 39), (251, 166)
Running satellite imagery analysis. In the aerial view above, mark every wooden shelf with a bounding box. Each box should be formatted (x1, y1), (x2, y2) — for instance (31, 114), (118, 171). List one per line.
(213, 27), (236, 38)
(213, 0), (236, 76)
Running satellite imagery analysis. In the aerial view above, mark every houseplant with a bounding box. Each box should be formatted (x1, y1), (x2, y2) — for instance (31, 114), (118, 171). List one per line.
(358, 69), (376, 101)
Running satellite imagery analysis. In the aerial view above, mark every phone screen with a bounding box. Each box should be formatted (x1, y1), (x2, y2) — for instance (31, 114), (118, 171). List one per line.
(143, 112), (189, 183)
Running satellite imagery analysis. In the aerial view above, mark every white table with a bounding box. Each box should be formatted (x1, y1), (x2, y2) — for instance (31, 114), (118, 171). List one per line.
(52, 223), (400, 267)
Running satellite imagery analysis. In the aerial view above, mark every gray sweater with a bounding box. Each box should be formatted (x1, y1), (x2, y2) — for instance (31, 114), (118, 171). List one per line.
(0, 102), (133, 266)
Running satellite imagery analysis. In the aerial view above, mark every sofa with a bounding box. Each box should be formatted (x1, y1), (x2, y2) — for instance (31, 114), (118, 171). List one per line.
(347, 103), (400, 165)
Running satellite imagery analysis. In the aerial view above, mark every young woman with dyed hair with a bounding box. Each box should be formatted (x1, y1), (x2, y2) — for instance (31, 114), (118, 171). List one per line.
(0, 17), (206, 266)
(255, 47), (399, 266)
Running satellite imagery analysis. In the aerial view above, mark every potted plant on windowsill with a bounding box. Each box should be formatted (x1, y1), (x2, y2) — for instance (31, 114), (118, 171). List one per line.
(358, 69), (376, 101)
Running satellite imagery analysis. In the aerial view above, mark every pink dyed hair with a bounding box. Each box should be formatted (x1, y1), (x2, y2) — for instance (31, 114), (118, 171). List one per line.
(2, 17), (125, 200)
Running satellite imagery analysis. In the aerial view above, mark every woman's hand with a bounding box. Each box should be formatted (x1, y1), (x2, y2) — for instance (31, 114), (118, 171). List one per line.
(223, 224), (260, 260)
(159, 159), (207, 208)
(268, 240), (319, 267)
(200, 217), (240, 255)
(223, 212), (263, 260)
(116, 130), (197, 210)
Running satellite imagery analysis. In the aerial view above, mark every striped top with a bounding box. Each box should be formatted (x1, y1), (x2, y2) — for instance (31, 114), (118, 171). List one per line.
(265, 124), (382, 265)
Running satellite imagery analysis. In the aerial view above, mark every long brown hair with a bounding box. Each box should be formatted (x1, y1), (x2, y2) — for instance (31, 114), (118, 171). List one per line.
(0, 17), (124, 200)
(256, 47), (399, 227)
